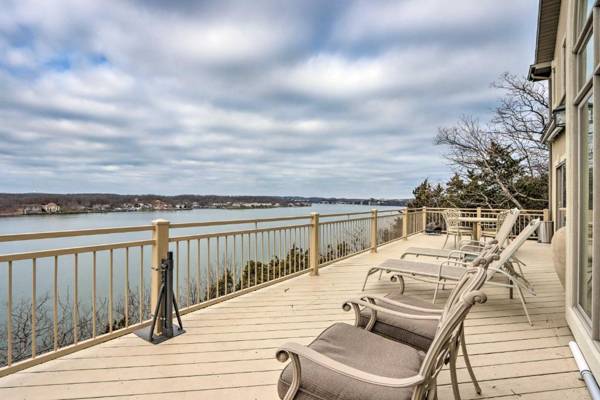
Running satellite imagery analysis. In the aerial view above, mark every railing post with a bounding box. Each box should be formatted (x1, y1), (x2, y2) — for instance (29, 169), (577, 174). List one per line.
(476, 207), (482, 239)
(309, 212), (320, 276)
(151, 219), (170, 335)
(402, 208), (409, 240)
(370, 209), (378, 253)
(422, 206), (427, 231)
(543, 208), (549, 221)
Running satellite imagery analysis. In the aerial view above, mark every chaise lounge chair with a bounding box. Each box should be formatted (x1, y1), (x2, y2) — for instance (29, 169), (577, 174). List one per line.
(275, 253), (495, 400)
(351, 247), (500, 400)
(361, 219), (541, 324)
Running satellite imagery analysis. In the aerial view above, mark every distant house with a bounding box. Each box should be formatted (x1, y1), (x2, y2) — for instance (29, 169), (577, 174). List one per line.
(42, 203), (60, 213)
(23, 205), (43, 214)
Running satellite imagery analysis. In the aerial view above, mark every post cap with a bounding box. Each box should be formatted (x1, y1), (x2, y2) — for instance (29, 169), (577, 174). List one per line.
(152, 219), (170, 225)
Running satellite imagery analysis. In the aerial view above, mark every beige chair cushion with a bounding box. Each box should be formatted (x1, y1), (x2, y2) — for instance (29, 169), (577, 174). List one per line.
(358, 293), (441, 351)
(278, 323), (423, 400)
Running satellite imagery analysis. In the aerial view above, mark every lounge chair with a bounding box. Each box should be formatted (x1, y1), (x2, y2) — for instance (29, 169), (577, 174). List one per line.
(276, 255), (493, 400)
(401, 208), (519, 261)
(362, 219), (541, 324)
(351, 248), (499, 400)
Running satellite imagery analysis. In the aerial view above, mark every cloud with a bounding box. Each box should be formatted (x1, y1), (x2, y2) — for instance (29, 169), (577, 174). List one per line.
(0, 0), (538, 198)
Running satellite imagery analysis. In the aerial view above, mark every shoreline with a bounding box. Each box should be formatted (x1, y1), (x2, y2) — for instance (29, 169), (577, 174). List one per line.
(0, 204), (315, 218)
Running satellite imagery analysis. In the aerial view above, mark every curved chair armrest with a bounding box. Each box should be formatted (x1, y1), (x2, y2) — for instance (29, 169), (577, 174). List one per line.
(440, 260), (470, 268)
(359, 294), (443, 314)
(458, 244), (484, 253)
(459, 239), (483, 248)
(447, 250), (481, 259)
(276, 342), (425, 388)
(344, 298), (442, 321)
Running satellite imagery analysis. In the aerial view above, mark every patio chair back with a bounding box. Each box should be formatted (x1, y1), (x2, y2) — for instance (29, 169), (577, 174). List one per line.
(493, 208), (520, 246)
(415, 259), (491, 398)
(442, 209), (461, 232)
(487, 219), (541, 280)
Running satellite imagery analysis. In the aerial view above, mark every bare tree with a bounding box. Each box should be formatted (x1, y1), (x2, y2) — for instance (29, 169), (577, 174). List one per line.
(435, 73), (549, 209)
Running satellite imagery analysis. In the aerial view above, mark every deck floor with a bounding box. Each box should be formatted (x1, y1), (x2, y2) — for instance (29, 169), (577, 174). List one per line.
(0, 234), (588, 399)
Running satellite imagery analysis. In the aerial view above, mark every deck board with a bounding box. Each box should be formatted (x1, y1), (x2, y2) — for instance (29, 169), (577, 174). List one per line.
(0, 234), (589, 399)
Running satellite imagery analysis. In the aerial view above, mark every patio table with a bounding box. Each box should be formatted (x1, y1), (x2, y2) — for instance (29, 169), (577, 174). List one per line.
(458, 216), (497, 241)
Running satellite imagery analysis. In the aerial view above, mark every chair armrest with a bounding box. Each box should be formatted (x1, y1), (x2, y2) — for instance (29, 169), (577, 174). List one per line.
(447, 250), (481, 259)
(343, 298), (442, 323)
(459, 239), (483, 247)
(359, 294), (443, 314)
(276, 342), (425, 388)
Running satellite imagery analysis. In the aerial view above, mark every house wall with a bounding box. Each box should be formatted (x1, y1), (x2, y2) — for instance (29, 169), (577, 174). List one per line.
(551, 1), (568, 106)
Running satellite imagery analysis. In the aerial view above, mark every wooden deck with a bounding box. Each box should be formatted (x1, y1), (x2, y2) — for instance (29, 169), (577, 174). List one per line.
(0, 234), (588, 399)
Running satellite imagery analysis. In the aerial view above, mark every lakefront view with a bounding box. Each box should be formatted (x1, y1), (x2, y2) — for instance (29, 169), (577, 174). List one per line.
(0, 1), (597, 399)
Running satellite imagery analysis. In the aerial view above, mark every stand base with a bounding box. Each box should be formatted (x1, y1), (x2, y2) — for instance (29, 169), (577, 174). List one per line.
(135, 325), (185, 344)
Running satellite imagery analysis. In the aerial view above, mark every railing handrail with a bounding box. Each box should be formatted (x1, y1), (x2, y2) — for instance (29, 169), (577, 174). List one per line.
(0, 225), (154, 243)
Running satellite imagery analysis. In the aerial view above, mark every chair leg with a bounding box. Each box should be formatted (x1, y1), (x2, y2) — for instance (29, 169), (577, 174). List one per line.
(449, 347), (462, 400)
(515, 283), (533, 326)
(460, 327), (481, 395)
(377, 269), (383, 280)
(362, 268), (377, 291)
(443, 233), (449, 249)
(433, 280), (440, 304)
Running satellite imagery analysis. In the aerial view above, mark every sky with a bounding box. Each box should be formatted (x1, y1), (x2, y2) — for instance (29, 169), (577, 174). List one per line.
(0, 0), (539, 199)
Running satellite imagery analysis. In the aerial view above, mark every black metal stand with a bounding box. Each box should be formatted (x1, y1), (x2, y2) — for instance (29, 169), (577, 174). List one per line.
(135, 251), (184, 343)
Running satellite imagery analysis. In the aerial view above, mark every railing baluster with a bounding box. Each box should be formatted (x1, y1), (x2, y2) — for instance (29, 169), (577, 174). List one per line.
(224, 235), (228, 296)
(32, 258), (36, 358)
(196, 239), (201, 303)
(92, 251), (97, 338)
(74, 254), (79, 343)
(139, 246), (143, 323)
(7, 261), (13, 366)
(206, 237), (211, 300)
(53, 256), (58, 351)
(233, 234), (237, 293)
(109, 249), (113, 333)
(216, 236), (220, 296)
(267, 231), (271, 281)
(254, 231), (258, 286)
(261, 231), (265, 284)
(124, 248), (129, 328)
(187, 239), (191, 306)
(176, 241), (180, 306)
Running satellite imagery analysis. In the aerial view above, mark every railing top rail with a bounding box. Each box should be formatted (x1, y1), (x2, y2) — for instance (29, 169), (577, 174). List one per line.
(169, 223), (312, 242)
(169, 214), (309, 229)
(0, 239), (154, 262)
(0, 225), (154, 243)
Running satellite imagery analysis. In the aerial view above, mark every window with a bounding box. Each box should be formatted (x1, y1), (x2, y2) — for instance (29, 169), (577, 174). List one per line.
(578, 0), (595, 33)
(578, 93), (594, 318)
(556, 162), (567, 229)
(578, 34), (594, 89)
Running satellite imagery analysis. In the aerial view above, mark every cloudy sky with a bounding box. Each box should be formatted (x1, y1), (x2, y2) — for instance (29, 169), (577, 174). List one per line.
(0, 0), (539, 198)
